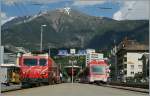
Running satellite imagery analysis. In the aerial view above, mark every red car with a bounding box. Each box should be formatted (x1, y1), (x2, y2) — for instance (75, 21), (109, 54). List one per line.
(19, 52), (61, 86)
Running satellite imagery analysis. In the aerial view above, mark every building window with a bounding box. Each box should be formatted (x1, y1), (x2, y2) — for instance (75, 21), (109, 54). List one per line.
(131, 72), (134, 75)
(138, 65), (142, 69)
(130, 65), (134, 70)
(124, 57), (127, 62)
(124, 64), (127, 68)
(124, 70), (127, 75)
(138, 72), (142, 74)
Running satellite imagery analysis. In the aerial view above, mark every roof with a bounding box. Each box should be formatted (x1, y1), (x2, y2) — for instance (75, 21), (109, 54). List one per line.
(4, 45), (29, 53)
(123, 44), (149, 51)
(117, 38), (149, 51)
(4, 45), (18, 53)
(0, 64), (19, 67)
(23, 52), (49, 56)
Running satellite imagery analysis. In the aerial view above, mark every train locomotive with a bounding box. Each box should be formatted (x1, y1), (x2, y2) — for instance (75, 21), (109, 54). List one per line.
(19, 52), (61, 86)
(79, 60), (110, 84)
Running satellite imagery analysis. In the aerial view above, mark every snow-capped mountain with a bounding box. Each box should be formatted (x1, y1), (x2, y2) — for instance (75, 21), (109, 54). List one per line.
(2, 17), (16, 25)
(1, 8), (149, 50)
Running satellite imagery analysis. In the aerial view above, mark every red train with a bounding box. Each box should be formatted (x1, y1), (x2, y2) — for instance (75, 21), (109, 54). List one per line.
(19, 52), (61, 86)
(79, 60), (110, 84)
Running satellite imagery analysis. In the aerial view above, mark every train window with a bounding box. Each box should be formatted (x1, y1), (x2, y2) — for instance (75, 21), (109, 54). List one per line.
(91, 66), (105, 74)
(39, 59), (47, 66)
(24, 59), (37, 66)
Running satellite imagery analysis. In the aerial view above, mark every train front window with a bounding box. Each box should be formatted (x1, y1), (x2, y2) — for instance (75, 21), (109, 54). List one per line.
(39, 59), (47, 66)
(91, 66), (105, 74)
(24, 59), (37, 66)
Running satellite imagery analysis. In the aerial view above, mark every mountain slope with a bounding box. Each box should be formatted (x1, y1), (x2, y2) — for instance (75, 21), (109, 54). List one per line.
(2, 8), (149, 50)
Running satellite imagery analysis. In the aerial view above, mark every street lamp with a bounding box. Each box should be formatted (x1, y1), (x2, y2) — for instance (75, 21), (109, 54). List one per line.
(71, 60), (74, 84)
(69, 57), (77, 84)
(40, 24), (47, 51)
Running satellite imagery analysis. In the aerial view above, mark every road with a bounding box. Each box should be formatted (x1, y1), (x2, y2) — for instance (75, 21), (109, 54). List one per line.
(2, 83), (148, 96)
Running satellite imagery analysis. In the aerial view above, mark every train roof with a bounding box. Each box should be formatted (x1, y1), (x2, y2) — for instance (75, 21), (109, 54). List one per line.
(0, 64), (20, 67)
(22, 52), (49, 57)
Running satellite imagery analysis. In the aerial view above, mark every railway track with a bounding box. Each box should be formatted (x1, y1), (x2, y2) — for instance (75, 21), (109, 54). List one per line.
(95, 83), (149, 93)
(78, 82), (149, 93)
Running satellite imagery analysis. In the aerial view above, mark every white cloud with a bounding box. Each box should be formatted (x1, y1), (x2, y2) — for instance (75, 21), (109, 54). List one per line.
(2, 0), (22, 6)
(2, 0), (63, 5)
(113, 0), (149, 20)
(1, 12), (15, 25)
(72, 1), (106, 6)
(1, 12), (8, 24)
(2, 0), (107, 7)
(29, 0), (62, 4)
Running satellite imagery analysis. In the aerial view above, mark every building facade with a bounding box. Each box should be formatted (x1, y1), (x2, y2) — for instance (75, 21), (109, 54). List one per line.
(1, 45), (29, 65)
(86, 53), (104, 66)
(116, 38), (149, 82)
(86, 49), (95, 54)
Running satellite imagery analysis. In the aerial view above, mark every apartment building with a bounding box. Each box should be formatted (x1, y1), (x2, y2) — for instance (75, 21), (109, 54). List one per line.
(116, 38), (149, 82)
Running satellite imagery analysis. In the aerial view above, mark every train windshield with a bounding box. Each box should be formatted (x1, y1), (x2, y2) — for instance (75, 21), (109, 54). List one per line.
(24, 59), (37, 66)
(91, 66), (105, 74)
(39, 59), (47, 66)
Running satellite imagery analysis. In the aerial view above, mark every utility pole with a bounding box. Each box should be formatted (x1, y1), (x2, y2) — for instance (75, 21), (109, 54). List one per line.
(69, 55), (74, 84)
(114, 40), (118, 81)
(0, 18), (1, 64)
(71, 60), (73, 84)
(48, 47), (51, 56)
(70, 49), (76, 83)
(40, 24), (47, 51)
(0, 0), (2, 65)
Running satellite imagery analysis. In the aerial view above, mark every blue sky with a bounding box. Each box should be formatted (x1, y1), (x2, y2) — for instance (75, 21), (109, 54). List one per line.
(1, 0), (149, 24)
(1, 1), (120, 18)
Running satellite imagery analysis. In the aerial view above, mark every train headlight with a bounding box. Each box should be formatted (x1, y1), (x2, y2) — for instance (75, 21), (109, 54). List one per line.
(41, 72), (46, 75)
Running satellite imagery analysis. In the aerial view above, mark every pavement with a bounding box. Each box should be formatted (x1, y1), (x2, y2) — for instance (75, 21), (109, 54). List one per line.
(1, 84), (21, 92)
(2, 83), (149, 96)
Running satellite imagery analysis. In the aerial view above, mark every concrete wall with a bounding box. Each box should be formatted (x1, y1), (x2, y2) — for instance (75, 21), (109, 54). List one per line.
(4, 53), (17, 64)
(0, 46), (4, 64)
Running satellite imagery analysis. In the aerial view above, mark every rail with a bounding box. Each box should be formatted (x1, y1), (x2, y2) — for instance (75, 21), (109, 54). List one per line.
(108, 82), (149, 89)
